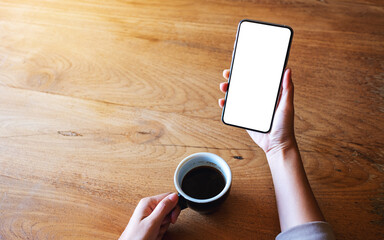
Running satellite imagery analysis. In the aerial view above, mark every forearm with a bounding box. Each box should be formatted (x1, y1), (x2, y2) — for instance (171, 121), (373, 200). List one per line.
(267, 143), (324, 231)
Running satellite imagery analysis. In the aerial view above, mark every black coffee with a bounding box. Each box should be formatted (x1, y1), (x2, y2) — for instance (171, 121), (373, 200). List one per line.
(181, 166), (226, 199)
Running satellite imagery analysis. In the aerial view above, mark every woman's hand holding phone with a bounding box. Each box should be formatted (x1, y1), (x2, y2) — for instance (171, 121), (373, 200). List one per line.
(219, 68), (326, 231)
(219, 68), (297, 158)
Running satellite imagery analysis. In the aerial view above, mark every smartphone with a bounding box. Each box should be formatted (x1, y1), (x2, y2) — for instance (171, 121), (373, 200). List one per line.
(222, 19), (293, 133)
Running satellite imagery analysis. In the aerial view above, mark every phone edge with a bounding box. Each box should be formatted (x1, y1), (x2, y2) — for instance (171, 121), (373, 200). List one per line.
(221, 19), (294, 134)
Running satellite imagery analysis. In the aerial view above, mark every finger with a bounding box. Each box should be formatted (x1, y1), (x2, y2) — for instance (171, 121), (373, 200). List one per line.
(161, 214), (171, 225)
(282, 68), (292, 90)
(162, 203), (181, 225)
(149, 192), (174, 205)
(133, 192), (172, 220)
(220, 82), (228, 93)
(280, 69), (294, 105)
(147, 193), (178, 226)
(218, 98), (225, 108)
(223, 69), (230, 80)
(171, 206), (181, 224)
(276, 69), (293, 110)
(159, 222), (171, 237)
(156, 231), (166, 240)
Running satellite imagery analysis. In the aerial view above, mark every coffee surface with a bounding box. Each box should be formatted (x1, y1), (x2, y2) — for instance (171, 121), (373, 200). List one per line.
(181, 166), (225, 199)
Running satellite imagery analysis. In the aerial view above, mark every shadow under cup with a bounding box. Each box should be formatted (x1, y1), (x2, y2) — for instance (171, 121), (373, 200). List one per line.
(174, 152), (232, 214)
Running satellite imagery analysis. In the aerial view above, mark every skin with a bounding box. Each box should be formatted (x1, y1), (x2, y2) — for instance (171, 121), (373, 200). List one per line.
(121, 68), (325, 239)
(220, 68), (324, 231)
(119, 193), (181, 240)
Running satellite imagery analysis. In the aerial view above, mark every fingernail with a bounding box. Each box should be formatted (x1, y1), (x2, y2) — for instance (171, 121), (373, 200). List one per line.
(168, 193), (178, 202)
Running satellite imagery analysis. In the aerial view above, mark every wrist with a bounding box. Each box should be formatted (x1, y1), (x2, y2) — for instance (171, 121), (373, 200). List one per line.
(266, 144), (305, 185)
(266, 141), (300, 167)
(266, 138), (298, 159)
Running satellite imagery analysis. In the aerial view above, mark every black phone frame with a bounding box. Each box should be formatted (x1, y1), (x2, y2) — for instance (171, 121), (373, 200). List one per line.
(221, 19), (294, 133)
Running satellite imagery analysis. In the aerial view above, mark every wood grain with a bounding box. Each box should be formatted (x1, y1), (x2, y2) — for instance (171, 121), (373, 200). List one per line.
(0, 0), (383, 239)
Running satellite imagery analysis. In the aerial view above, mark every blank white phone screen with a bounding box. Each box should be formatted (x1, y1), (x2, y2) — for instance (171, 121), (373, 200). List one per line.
(222, 21), (292, 132)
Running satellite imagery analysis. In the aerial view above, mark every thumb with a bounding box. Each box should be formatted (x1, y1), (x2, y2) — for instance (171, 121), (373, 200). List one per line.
(279, 69), (294, 108)
(282, 69), (293, 101)
(147, 193), (178, 226)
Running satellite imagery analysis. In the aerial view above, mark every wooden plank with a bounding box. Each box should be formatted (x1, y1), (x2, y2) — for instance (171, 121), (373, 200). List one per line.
(0, 0), (383, 239)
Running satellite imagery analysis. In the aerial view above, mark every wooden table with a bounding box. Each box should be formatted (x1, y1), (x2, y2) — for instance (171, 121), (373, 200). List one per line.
(0, 0), (383, 239)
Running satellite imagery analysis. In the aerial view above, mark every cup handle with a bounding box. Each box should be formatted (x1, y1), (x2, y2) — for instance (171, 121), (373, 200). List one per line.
(177, 193), (188, 210)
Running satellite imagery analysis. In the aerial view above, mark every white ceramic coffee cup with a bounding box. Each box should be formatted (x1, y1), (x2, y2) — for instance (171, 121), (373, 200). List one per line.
(174, 152), (232, 213)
